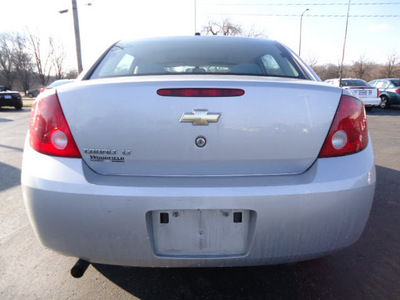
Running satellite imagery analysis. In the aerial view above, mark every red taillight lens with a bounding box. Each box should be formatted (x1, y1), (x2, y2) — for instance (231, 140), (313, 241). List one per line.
(30, 90), (81, 158)
(395, 89), (400, 94)
(157, 88), (245, 97)
(377, 88), (380, 97)
(318, 94), (368, 158)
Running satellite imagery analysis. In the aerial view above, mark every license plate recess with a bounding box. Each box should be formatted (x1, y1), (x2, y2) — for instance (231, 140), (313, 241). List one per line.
(149, 209), (254, 257)
(358, 90), (367, 96)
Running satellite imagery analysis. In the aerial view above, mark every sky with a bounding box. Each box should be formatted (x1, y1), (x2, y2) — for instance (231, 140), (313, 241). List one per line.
(1, 0), (400, 73)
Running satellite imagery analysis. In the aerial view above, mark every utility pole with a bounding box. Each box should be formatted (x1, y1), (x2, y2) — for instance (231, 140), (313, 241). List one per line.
(299, 8), (309, 56)
(339, 0), (351, 86)
(194, 0), (197, 34)
(72, 0), (83, 73)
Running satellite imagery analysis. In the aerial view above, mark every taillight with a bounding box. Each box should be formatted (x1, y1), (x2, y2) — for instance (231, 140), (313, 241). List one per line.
(318, 94), (368, 158)
(30, 90), (81, 158)
(377, 88), (380, 97)
(395, 89), (400, 94)
(157, 88), (245, 97)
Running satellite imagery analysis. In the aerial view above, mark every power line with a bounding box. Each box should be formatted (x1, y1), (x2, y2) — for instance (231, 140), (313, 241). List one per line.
(207, 2), (400, 6)
(212, 12), (400, 17)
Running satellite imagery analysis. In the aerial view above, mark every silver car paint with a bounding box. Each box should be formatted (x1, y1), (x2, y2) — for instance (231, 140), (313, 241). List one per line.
(57, 76), (342, 177)
(22, 37), (375, 267)
(22, 135), (375, 267)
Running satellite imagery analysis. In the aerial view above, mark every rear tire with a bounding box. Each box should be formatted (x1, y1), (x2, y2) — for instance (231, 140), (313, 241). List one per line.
(28, 93), (33, 98)
(365, 106), (373, 111)
(14, 100), (23, 110)
(380, 95), (390, 109)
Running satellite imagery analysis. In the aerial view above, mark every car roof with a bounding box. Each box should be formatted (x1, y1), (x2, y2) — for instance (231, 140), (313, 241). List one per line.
(119, 35), (277, 45)
(370, 78), (399, 80)
(325, 78), (365, 81)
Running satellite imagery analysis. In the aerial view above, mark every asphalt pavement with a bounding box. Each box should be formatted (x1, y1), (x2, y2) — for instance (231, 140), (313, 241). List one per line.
(0, 106), (399, 299)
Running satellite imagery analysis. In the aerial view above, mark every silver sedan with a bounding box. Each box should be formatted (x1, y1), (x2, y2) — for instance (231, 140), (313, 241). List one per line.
(22, 36), (375, 268)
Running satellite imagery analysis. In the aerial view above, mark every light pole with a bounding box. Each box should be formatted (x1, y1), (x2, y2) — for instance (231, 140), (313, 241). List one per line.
(299, 8), (309, 56)
(72, 0), (83, 74)
(59, 0), (84, 74)
(339, 0), (351, 86)
(194, 0), (197, 34)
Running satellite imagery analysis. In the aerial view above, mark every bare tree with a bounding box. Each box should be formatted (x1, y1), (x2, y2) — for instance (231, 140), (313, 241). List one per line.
(65, 69), (78, 79)
(13, 33), (33, 92)
(0, 30), (68, 90)
(245, 25), (267, 39)
(313, 62), (343, 81)
(0, 33), (17, 89)
(27, 30), (53, 86)
(202, 19), (267, 38)
(305, 55), (318, 69)
(49, 37), (66, 79)
(381, 52), (399, 78)
(202, 19), (242, 36)
(351, 55), (374, 80)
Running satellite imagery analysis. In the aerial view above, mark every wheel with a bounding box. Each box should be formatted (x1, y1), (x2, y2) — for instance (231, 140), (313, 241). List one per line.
(28, 93), (33, 98)
(365, 106), (373, 111)
(380, 95), (390, 109)
(14, 100), (23, 110)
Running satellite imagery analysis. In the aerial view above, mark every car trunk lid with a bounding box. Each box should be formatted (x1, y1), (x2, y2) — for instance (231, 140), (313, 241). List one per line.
(58, 76), (341, 176)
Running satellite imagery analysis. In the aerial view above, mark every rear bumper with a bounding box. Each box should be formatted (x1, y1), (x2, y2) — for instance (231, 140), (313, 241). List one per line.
(21, 139), (376, 267)
(0, 98), (22, 107)
(359, 96), (380, 107)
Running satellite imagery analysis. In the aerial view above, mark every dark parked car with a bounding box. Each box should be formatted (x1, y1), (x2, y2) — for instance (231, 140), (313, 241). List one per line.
(0, 87), (23, 110)
(26, 89), (41, 98)
(368, 78), (400, 109)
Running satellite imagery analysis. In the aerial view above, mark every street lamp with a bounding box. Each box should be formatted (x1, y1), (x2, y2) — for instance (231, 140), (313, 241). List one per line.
(71, 0), (83, 74)
(59, 0), (87, 74)
(194, 0), (197, 34)
(299, 8), (309, 56)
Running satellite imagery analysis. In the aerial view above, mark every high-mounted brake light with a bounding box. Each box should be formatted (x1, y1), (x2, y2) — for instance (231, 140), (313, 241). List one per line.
(30, 90), (81, 158)
(157, 88), (245, 97)
(318, 94), (368, 158)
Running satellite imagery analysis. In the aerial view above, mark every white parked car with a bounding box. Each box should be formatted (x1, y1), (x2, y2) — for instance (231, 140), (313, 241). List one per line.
(324, 78), (380, 110)
(22, 36), (375, 271)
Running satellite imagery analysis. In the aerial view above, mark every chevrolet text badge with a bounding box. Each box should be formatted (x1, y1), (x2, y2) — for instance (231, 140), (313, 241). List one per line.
(180, 109), (221, 125)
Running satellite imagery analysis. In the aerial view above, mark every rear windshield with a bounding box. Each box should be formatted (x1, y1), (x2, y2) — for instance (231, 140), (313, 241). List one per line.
(341, 80), (369, 87)
(89, 37), (308, 80)
(390, 80), (400, 87)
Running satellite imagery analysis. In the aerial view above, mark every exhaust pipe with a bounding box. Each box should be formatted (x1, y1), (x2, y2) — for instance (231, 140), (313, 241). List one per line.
(71, 259), (90, 278)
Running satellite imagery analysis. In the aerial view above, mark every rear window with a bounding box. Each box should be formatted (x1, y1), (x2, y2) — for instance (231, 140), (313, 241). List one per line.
(390, 80), (400, 87)
(89, 37), (307, 80)
(341, 80), (368, 87)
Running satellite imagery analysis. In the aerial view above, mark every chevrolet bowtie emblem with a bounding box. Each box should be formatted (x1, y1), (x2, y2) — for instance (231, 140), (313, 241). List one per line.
(180, 109), (221, 126)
